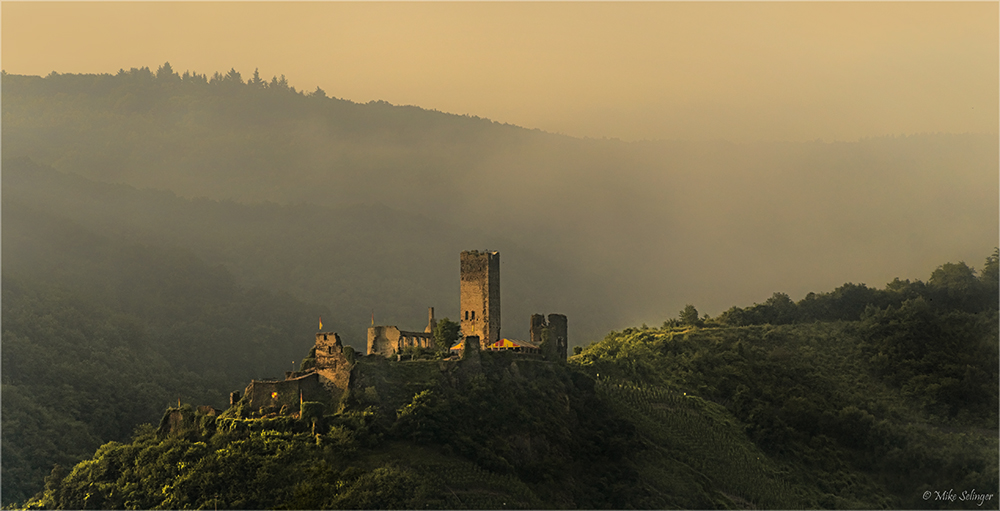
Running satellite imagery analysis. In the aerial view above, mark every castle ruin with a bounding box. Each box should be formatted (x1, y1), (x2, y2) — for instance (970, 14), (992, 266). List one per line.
(237, 331), (353, 415)
(366, 307), (437, 358)
(367, 250), (565, 361)
(531, 313), (568, 360)
(234, 250), (567, 417)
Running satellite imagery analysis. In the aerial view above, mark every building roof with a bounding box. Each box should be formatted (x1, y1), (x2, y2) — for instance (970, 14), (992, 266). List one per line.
(492, 338), (540, 349)
(450, 338), (540, 351)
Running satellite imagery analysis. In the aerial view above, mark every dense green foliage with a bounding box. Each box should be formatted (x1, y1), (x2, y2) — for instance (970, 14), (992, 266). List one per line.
(23, 354), (793, 509)
(575, 255), (998, 509)
(717, 251), (998, 326)
(3, 66), (997, 509)
(588, 327), (996, 508)
(432, 318), (461, 350)
(20, 253), (998, 509)
(1, 199), (326, 503)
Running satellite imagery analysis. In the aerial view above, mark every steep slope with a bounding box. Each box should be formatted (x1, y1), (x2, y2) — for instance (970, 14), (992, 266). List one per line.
(22, 255), (998, 509)
(24, 353), (801, 510)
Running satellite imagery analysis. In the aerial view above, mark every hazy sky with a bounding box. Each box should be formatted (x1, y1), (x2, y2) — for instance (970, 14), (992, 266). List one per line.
(2, 2), (997, 142)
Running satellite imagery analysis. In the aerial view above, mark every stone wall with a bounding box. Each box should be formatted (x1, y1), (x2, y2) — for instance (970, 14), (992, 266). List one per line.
(244, 372), (327, 415)
(424, 307), (437, 333)
(367, 325), (434, 357)
(529, 314), (547, 346)
(243, 331), (354, 414)
(314, 332), (353, 399)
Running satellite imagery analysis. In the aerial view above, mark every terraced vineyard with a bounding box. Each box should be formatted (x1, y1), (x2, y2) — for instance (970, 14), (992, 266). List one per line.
(596, 378), (795, 508)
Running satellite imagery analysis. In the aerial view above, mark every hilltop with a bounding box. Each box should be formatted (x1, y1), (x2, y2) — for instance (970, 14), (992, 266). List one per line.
(2, 65), (997, 508)
(19, 251), (999, 509)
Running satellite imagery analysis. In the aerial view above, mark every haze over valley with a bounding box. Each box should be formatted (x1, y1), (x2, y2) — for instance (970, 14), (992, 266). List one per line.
(3, 70), (996, 345)
(1, 3), (997, 508)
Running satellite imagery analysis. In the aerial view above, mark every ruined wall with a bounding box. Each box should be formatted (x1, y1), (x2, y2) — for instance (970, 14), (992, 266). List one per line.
(244, 372), (327, 415)
(367, 326), (396, 356)
(425, 307), (437, 334)
(460, 250), (500, 345)
(460, 335), (482, 374)
(529, 314), (547, 346)
(531, 313), (568, 362)
(243, 331), (355, 415)
(367, 326), (434, 357)
(547, 314), (568, 361)
(314, 332), (353, 398)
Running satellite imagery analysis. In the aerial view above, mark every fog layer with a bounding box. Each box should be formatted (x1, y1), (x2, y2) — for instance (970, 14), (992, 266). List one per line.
(3, 71), (996, 345)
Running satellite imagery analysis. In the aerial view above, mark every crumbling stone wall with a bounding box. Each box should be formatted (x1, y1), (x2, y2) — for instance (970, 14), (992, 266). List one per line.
(424, 307), (437, 333)
(367, 326), (434, 357)
(244, 373), (327, 415)
(460, 335), (482, 374)
(314, 331), (353, 399)
(460, 250), (500, 345)
(530, 314), (547, 346)
(243, 331), (354, 415)
(531, 313), (568, 362)
(547, 314), (568, 361)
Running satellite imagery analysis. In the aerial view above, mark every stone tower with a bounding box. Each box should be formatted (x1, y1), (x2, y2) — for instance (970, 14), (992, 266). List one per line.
(460, 250), (500, 345)
(547, 313), (568, 360)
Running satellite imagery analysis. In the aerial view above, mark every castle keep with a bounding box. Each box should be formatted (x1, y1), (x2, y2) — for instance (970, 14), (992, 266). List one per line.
(367, 250), (566, 360)
(460, 250), (501, 344)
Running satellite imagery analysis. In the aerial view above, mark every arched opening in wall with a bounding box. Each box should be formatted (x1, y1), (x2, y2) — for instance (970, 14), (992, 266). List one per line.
(471, 311), (476, 320)
(464, 311), (469, 320)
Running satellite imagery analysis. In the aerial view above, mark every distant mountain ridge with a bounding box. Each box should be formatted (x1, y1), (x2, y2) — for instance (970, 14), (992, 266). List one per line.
(4, 67), (996, 333)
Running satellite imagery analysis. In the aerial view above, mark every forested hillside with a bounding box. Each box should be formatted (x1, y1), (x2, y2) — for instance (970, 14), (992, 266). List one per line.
(2, 65), (996, 508)
(3, 67), (996, 339)
(1, 157), (602, 345)
(17, 253), (998, 510)
(1, 196), (326, 503)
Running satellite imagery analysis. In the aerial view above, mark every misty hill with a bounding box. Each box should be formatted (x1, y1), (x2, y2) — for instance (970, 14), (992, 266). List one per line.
(20, 255), (998, 509)
(2, 65), (997, 508)
(2, 157), (608, 345)
(1, 194), (330, 503)
(3, 67), (997, 339)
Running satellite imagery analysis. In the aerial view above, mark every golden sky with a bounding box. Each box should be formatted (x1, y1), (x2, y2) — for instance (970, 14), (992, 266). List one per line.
(2, 2), (997, 142)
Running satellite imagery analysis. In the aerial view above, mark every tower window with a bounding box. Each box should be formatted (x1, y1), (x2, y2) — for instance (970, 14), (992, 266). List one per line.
(464, 311), (468, 320)
(471, 311), (475, 320)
